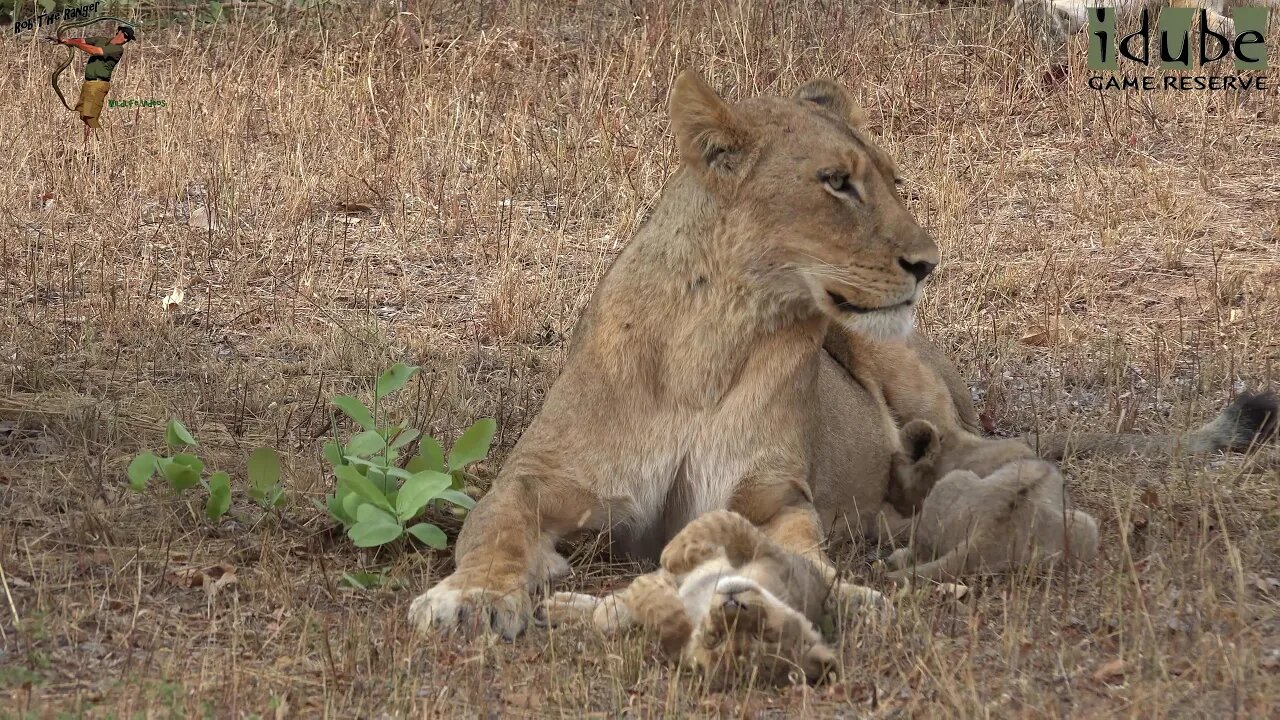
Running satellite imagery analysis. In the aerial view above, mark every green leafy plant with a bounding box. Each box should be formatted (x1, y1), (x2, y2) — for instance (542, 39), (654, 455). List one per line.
(247, 447), (286, 509)
(320, 363), (490, 549)
(339, 570), (406, 591)
(127, 419), (283, 521)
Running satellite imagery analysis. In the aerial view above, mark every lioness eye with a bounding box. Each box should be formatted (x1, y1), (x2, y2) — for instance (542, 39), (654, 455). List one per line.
(819, 169), (861, 202)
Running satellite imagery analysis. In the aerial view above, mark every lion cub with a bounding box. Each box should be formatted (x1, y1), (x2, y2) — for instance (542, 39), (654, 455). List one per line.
(824, 330), (1099, 580)
(884, 420), (1099, 581)
(540, 510), (854, 685)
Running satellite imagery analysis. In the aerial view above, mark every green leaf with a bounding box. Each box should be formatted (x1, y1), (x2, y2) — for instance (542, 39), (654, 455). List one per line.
(127, 453), (157, 491)
(447, 418), (496, 471)
(381, 466), (413, 481)
(406, 436), (444, 473)
(339, 491), (362, 525)
(331, 395), (375, 431)
(165, 418), (198, 448)
(247, 447), (280, 493)
(159, 454), (203, 490)
(435, 488), (477, 510)
(375, 363), (419, 399)
(322, 440), (345, 467)
(348, 504), (403, 547)
(340, 571), (383, 590)
(265, 485), (285, 507)
(345, 430), (386, 457)
(335, 464), (393, 511)
(206, 472), (231, 520)
(388, 427), (420, 450)
(395, 470), (452, 521)
(406, 523), (448, 549)
(339, 571), (404, 591)
(367, 467), (397, 498)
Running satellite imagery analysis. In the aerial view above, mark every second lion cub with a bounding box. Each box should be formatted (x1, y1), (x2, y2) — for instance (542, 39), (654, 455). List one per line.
(826, 330), (1100, 580)
(884, 420), (1099, 581)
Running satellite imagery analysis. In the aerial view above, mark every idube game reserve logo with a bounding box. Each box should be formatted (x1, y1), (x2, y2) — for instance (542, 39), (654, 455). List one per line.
(1087, 6), (1270, 90)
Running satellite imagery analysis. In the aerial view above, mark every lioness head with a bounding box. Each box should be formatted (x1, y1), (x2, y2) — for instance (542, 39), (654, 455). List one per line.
(686, 576), (836, 686)
(670, 71), (938, 338)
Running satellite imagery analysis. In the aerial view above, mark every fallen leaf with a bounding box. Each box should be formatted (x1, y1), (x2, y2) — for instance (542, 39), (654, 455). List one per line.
(1093, 659), (1127, 683)
(505, 690), (543, 709)
(1247, 574), (1280, 597)
(166, 562), (237, 595)
(1140, 486), (1160, 508)
(1131, 506), (1150, 530)
(936, 582), (970, 601)
(188, 206), (218, 230)
(1019, 326), (1051, 347)
(1262, 649), (1280, 671)
(3, 575), (32, 589)
(162, 285), (185, 310)
(979, 408), (999, 435)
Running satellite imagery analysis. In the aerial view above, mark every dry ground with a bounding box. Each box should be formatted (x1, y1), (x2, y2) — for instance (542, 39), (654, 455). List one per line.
(2, 1), (1279, 717)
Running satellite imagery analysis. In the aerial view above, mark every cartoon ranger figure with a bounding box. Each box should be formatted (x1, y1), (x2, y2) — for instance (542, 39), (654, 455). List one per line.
(55, 24), (135, 141)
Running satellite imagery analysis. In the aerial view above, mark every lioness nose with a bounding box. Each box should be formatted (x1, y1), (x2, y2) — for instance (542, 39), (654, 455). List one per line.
(899, 257), (935, 283)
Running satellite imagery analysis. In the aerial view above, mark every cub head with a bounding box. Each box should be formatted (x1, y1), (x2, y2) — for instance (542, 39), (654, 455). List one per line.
(686, 576), (836, 686)
(670, 70), (939, 339)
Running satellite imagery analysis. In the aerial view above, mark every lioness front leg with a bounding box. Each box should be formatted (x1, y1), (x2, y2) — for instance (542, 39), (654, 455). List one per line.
(408, 472), (599, 639)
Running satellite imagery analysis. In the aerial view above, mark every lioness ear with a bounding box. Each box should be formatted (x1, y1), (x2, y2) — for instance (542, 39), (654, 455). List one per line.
(670, 70), (749, 173)
(794, 78), (868, 130)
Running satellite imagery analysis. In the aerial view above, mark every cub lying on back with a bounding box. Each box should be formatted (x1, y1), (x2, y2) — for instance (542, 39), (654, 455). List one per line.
(884, 419), (1099, 581)
(540, 509), (880, 686)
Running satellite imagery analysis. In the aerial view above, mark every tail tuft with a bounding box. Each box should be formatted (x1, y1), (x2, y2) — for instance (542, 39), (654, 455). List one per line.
(1220, 390), (1279, 451)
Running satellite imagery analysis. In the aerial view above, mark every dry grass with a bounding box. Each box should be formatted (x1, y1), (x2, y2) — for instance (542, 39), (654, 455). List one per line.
(2, 1), (1279, 716)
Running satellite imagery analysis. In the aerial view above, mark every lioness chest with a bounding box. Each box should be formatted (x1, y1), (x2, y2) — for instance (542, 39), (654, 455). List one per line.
(622, 335), (822, 555)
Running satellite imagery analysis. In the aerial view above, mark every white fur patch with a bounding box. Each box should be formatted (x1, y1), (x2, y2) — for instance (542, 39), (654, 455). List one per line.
(840, 303), (915, 340)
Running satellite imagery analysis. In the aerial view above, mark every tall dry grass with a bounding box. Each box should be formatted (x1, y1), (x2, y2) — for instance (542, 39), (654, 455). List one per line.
(1, 1), (1277, 716)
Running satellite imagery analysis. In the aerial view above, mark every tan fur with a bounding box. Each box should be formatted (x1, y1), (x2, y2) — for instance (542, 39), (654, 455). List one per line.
(541, 510), (853, 686)
(885, 447), (1100, 582)
(827, 332), (1099, 580)
(409, 71), (945, 639)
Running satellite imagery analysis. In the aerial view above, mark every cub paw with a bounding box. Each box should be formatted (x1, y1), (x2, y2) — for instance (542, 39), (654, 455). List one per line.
(408, 573), (530, 640)
(660, 538), (725, 575)
(591, 594), (635, 634)
(831, 581), (894, 622)
(535, 592), (600, 628)
(883, 547), (912, 571)
(662, 510), (747, 573)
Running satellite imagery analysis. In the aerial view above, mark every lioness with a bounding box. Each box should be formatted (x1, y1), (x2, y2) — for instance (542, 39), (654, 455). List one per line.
(411, 71), (954, 639)
(410, 71), (1278, 639)
(540, 509), (854, 686)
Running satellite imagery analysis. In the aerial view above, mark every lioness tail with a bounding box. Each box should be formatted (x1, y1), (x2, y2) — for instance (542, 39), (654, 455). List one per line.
(1029, 390), (1277, 460)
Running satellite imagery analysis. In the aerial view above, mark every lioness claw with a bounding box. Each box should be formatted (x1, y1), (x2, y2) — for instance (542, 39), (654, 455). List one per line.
(408, 582), (530, 640)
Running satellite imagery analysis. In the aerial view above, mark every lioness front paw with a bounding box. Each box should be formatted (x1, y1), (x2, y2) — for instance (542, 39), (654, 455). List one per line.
(408, 572), (530, 640)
